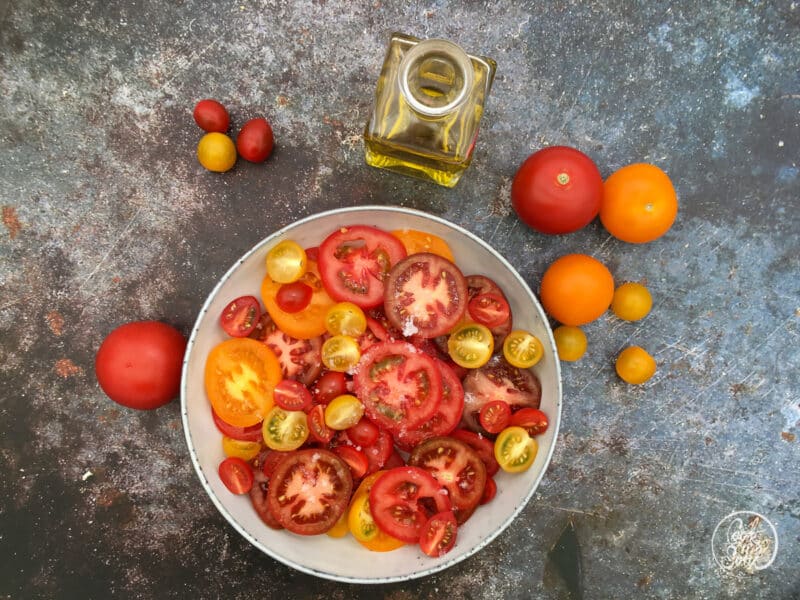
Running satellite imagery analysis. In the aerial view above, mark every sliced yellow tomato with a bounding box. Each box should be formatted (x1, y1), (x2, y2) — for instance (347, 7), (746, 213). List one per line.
(326, 510), (350, 538)
(503, 330), (544, 369)
(221, 436), (262, 461)
(266, 240), (307, 283)
(391, 229), (455, 262)
(204, 338), (281, 427)
(262, 406), (309, 451)
(321, 335), (361, 372)
(347, 472), (405, 552)
(324, 394), (365, 430)
(325, 302), (367, 337)
(494, 426), (538, 473)
(261, 259), (336, 339)
(447, 322), (494, 369)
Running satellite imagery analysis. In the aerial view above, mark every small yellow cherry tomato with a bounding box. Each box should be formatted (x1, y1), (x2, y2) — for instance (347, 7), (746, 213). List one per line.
(321, 335), (361, 372)
(503, 330), (544, 369)
(261, 406), (309, 451)
(447, 322), (494, 369)
(197, 132), (237, 173)
(611, 282), (653, 321)
(266, 240), (307, 284)
(221, 436), (262, 461)
(325, 302), (367, 337)
(615, 346), (657, 384)
(552, 325), (587, 362)
(494, 426), (538, 473)
(324, 394), (365, 430)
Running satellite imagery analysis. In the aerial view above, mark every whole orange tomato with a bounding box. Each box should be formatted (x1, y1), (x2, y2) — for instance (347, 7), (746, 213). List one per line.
(600, 163), (678, 243)
(540, 254), (614, 326)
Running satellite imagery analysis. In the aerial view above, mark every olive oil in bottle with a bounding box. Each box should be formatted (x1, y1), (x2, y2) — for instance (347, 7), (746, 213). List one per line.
(364, 33), (496, 188)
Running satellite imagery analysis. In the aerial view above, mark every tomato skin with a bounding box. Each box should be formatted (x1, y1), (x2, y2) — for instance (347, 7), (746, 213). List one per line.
(419, 510), (458, 557)
(611, 282), (652, 321)
(333, 445), (370, 479)
(480, 477), (497, 505)
(272, 379), (312, 411)
(236, 117), (274, 163)
(218, 457), (255, 494)
(512, 146), (603, 235)
(615, 346), (657, 384)
(193, 99), (229, 133)
(346, 417), (379, 447)
(95, 321), (186, 410)
(220, 295), (261, 337)
(552, 325), (587, 361)
(540, 254), (614, 326)
(275, 281), (313, 313)
(509, 407), (549, 436)
(197, 132), (237, 173)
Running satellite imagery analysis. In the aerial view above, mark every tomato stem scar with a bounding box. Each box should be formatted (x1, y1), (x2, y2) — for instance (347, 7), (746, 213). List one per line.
(556, 172), (570, 185)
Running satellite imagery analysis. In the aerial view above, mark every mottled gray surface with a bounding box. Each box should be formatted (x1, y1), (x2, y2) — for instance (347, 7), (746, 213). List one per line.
(1, 1), (798, 598)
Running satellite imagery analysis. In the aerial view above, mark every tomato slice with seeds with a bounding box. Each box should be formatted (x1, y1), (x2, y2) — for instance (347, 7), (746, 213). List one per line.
(348, 471), (406, 551)
(450, 429), (500, 477)
(384, 253), (468, 339)
(321, 335), (361, 372)
(468, 293), (510, 329)
(419, 510), (457, 557)
(272, 379), (312, 411)
(220, 295), (261, 337)
(333, 444), (370, 479)
(509, 407), (550, 436)
(466, 275), (513, 349)
(222, 436), (262, 461)
(318, 225), (407, 309)
(503, 330), (544, 369)
(266, 448), (354, 535)
(218, 457), (255, 494)
(307, 404), (334, 444)
(249, 468), (283, 530)
(262, 406), (309, 451)
(368, 466), (451, 543)
(353, 340), (443, 433)
(266, 240), (307, 284)
(494, 426), (538, 473)
(408, 436), (487, 524)
(249, 313), (323, 386)
(204, 338), (282, 428)
(447, 322), (494, 369)
(479, 400), (512, 434)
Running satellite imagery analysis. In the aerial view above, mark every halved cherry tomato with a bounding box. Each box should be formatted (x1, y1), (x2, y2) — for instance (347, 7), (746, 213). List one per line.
(348, 472), (406, 551)
(384, 253), (468, 339)
(447, 322), (494, 369)
(480, 477), (497, 505)
(204, 338), (282, 427)
(408, 436), (487, 524)
(222, 436), (262, 461)
(333, 445), (369, 479)
(502, 330), (544, 369)
(318, 225), (407, 309)
(220, 295), (261, 337)
(321, 335), (361, 372)
(419, 510), (457, 557)
(249, 313), (323, 386)
(390, 229), (455, 262)
(479, 400), (512, 434)
(466, 274), (513, 350)
(450, 429), (500, 477)
(324, 394), (365, 430)
(494, 426), (538, 473)
(368, 466), (451, 543)
(262, 406), (309, 451)
(211, 408), (264, 442)
(266, 448), (353, 535)
(353, 341), (443, 433)
(510, 407), (549, 436)
(346, 417), (379, 447)
(218, 457), (254, 494)
(266, 240), (307, 284)
(275, 281), (313, 313)
(261, 260), (337, 340)
(272, 379), (312, 412)
(468, 293), (510, 329)
(311, 371), (348, 405)
(325, 301), (367, 337)
(307, 404), (334, 444)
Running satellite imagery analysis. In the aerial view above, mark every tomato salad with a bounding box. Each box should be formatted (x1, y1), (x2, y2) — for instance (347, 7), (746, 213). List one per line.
(204, 224), (550, 558)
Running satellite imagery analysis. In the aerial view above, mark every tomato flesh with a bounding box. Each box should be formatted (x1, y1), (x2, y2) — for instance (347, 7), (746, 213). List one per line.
(218, 457), (254, 494)
(220, 295), (261, 337)
(479, 400), (512, 434)
(272, 379), (312, 411)
(468, 293), (510, 329)
(419, 510), (457, 557)
(510, 407), (549, 436)
(249, 313), (322, 386)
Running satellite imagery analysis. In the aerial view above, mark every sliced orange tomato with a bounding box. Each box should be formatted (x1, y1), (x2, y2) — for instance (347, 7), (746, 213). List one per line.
(261, 259), (337, 339)
(204, 338), (282, 428)
(347, 471), (405, 552)
(391, 229), (455, 262)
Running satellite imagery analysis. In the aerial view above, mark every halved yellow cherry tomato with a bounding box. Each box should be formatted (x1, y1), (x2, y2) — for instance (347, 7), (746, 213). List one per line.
(553, 325), (588, 362)
(348, 471), (405, 552)
(324, 394), (365, 430)
(262, 406), (309, 451)
(221, 436), (262, 461)
(503, 330), (544, 368)
(326, 510), (350, 538)
(266, 240), (307, 284)
(447, 322), (494, 369)
(325, 302), (367, 337)
(390, 229), (455, 262)
(321, 335), (361, 372)
(494, 426), (538, 473)
(204, 338), (281, 427)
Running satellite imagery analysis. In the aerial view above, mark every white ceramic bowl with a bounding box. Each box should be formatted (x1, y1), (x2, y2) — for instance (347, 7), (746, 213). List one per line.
(181, 205), (562, 583)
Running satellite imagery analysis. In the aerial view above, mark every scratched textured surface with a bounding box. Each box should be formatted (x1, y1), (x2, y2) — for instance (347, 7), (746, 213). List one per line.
(1, 0), (798, 598)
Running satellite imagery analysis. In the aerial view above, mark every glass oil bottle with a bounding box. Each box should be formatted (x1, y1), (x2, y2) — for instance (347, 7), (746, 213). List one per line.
(364, 33), (497, 188)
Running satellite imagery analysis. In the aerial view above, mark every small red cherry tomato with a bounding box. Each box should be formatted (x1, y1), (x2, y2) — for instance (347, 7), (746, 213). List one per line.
(275, 281), (313, 313)
(333, 445), (370, 480)
(220, 295), (261, 337)
(468, 293), (510, 329)
(193, 99), (230, 133)
(419, 510), (458, 557)
(312, 371), (348, 405)
(218, 457), (254, 494)
(346, 417), (379, 447)
(307, 404), (334, 444)
(237, 117), (274, 163)
(272, 379), (313, 412)
(479, 400), (512, 434)
(510, 407), (550, 436)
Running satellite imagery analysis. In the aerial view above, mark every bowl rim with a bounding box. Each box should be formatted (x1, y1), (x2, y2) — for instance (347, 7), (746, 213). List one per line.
(180, 204), (562, 583)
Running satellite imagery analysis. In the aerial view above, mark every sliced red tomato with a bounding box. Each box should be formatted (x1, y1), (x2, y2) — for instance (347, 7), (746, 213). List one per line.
(335, 427), (394, 475)
(307, 404), (334, 444)
(266, 448), (353, 535)
(450, 429), (500, 477)
(348, 471), (406, 552)
(368, 466), (451, 543)
(220, 295), (261, 337)
(384, 253), (468, 339)
(204, 338), (282, 428)
(510, 407), (550, 436)
(211, 408), (264, 442)
(408, 436), (487, 524)
(353, 341), (443, 432)
(419, 510), (457, 557)
(318, 225), (407, 309)
(272, 379), (312, 411)
(468, 293), (510, 329)
(333, 445), (370, 479)
(249, 313), (323, 386)
(218, 457), (254, 494)
(479, 400), (512, 434)
(260, 450), (288, 478)
(249, 468), (283, 529)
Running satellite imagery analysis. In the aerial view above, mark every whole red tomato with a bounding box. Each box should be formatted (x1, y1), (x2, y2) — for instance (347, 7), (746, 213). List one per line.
(236, 117), (274, 163)
(511, 146), (603, 235)
(95, 321), (186, 410)
(193, 99), (230, 133)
